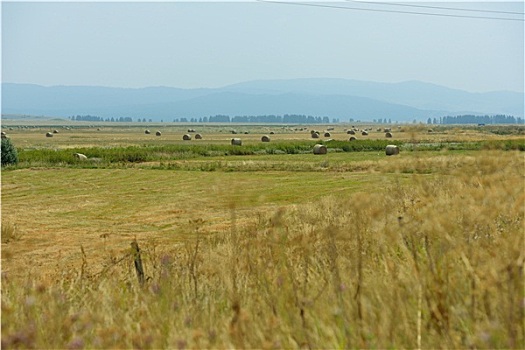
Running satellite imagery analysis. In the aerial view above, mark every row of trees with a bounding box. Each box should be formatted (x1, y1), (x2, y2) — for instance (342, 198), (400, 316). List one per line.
(69, 114), (522, 124)
(428, 115), (523, 125)
(173, 115), (340, 123)
(69, 115), (134, 122)
(69, 114), (342, 123)
(207, 114), (340, 124)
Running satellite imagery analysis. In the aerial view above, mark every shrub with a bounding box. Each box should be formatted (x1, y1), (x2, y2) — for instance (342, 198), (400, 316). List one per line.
(1, 137), (19, 166)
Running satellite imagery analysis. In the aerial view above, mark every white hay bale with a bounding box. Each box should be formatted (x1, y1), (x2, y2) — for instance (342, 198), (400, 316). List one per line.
(183, 134), (192, 141)
(349, 136), (357, 141)
(311, 132), (320, 139)
(231, 138), (242, 146)
(53, 129), (59, 134)
(145, 130), (151, 134)
(385, 132), (393, 138)
(361, 131), (368, 136)
(195, 133), (202, 139)
(46, 132), (53, 137)
(385, 145), (400, 156)
(261, 135), (271, 142)
(347, 130), (356, 135)
(155, 131), (162, 136)
(324, 132), (331, 137)
(74, 153), (88, 160)
(313, 144), (327, 155)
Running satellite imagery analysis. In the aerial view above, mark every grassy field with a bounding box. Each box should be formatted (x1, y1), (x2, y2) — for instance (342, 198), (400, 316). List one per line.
(1, 122), (524, 348)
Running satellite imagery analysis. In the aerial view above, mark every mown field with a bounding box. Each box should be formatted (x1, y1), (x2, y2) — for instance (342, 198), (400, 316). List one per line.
(1, 122), (524, 349)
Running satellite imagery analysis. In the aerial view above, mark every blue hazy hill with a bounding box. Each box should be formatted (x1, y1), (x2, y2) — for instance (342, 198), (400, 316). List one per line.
(2, 79), (523, 121)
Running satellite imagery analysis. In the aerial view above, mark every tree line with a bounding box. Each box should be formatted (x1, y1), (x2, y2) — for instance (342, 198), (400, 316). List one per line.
(69, 115), (133, 122)
(429, 115), (523, 125)
(69, 114), (522, 124)
(206, 114), (339, 124)
(69, 114), (341, 123)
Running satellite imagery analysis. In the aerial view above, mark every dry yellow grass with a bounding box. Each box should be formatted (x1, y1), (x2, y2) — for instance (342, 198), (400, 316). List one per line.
(0, 167), (390, 279)
(2, 148), (523, 348)
(2, 123), (524, 348)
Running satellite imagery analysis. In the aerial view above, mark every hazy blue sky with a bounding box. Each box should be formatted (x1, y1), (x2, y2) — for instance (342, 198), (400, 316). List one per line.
(2, 1), (524, 92)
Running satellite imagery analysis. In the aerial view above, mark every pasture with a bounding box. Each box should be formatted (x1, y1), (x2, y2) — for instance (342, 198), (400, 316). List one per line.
(1, 122), (524, 349)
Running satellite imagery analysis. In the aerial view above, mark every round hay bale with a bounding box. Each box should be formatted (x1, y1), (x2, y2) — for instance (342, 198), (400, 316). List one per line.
(53, 129), (59, 134)
(183, 134), (192, 141)
(45, 132), (53, 137)
(145, 129), (151, 134)
(231, 138), (242, 146)
(187, 128), (195, 133)
(385, 145), (400, 156)
(428, 129), (433, 133)
(361, 131), (368, 136)
(195, 133), (202, 139)
(155, 131), (162, 136)
(313, 144), (327, 155)
(1, 131), (6, 136)
(74, 153), (88, 160)
(384, 128), (391, 132)
(385, 132), (393, 138)
(261, 135), (271, 142)
(269, 131), (275, 135)
(324, 132), (331, 137)
(311, 132), (320, 139)
(347, 130), (355, 135)
(349, 136), (357, 141)
(1, 134), (8, 139)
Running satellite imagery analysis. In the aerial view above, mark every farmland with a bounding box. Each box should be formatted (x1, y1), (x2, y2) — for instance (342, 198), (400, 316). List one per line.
(1, 122), (524, 349)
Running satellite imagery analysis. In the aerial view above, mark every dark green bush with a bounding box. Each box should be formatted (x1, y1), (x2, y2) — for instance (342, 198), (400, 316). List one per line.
(1, 138), (19, 166)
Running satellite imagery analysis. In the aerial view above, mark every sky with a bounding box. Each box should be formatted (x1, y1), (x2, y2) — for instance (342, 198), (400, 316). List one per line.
(2, 1), (524, 93)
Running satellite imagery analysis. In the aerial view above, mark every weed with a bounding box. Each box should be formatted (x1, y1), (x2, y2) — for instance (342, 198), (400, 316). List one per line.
(1, 221), (20, 243)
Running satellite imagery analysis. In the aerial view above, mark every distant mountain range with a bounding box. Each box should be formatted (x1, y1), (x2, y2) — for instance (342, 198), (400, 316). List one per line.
(2, 78), (523, 122)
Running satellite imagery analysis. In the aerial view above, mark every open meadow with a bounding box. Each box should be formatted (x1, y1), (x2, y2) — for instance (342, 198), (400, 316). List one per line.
(1, 122), (524, 349)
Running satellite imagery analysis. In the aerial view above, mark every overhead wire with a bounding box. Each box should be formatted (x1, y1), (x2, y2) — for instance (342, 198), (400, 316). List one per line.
(345, 0), (525, 16)
(256, 0), (525, 22)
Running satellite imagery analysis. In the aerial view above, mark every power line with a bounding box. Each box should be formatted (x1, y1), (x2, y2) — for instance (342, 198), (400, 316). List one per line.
(256, 0), (525, 22)
(346, 0), (525, 16)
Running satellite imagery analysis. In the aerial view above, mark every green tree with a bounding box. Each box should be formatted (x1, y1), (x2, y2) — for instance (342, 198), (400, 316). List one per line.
(1, 137), (19, 166)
